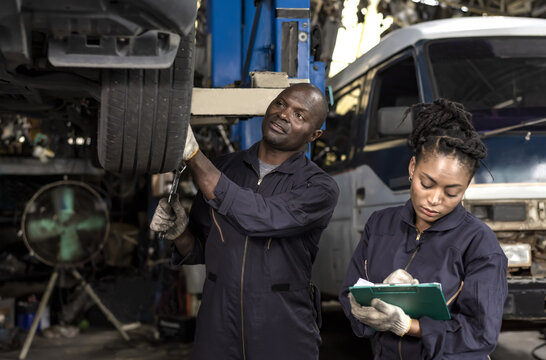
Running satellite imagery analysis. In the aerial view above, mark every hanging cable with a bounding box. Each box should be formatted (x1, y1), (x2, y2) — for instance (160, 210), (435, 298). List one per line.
(532, 340), (546, 360)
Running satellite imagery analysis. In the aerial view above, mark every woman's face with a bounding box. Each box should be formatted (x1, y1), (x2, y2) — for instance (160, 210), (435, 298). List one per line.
(409, 153), (472, 232)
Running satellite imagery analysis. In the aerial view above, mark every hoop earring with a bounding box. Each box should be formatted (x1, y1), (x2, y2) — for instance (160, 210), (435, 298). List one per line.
(409, 176), (412, 183)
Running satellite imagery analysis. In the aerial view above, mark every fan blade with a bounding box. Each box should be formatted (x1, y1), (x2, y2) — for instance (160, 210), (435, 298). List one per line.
(51, 187), (62, 215)
(62, 187), (75, 214)
(27, 218), (63, 241)
(59, 225), (83, 262)
(75, 215), (105, 231)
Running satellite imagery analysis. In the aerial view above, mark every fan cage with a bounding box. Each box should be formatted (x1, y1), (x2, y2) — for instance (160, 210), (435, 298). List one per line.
(21, 180), (110, 267)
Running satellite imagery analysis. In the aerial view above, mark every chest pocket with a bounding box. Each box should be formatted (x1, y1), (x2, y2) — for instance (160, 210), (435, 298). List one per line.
(446, 281), (464, 306)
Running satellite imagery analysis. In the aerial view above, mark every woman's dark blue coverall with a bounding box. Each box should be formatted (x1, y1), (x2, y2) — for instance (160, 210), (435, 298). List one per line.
(340, 200), (508, 359)
(173, 142), (339, 360)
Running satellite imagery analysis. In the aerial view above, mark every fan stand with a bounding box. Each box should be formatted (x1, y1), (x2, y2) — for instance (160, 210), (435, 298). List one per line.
(18, 267), (130, 360)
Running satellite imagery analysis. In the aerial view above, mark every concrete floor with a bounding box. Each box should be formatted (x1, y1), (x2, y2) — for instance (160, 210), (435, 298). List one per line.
(1, 325), (193, 360)
(1, 305), (545, 360)
(492, 330), (546, 360)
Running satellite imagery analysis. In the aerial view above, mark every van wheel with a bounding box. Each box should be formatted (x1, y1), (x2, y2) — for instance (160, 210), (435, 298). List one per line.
(98, 29), (195, 174)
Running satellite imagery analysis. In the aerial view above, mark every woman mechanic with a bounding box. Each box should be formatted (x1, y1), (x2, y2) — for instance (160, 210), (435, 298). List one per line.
(339, 98), (508, 359)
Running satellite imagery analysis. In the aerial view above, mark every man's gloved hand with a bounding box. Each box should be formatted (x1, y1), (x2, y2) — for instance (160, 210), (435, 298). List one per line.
(348, 293), (411, 336)
(183, 125), (199, 161)
(150, 195), (188, 240)
(383, 269), (419, 285)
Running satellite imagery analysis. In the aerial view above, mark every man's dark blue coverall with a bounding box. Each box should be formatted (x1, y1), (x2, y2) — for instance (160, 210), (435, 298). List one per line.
(340, 200), (507, 359)
(173, 142), (339, 360)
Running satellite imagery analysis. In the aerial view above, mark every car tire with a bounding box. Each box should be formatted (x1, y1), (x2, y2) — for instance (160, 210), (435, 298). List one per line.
(98, 29), (195, 174)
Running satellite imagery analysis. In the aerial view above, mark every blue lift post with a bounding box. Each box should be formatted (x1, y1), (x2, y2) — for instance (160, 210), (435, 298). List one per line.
(207, 0), (326, 151)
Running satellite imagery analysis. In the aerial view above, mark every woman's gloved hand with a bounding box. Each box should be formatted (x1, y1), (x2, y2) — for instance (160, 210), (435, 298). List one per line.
(348, 293), (411, 336)
(383, 269), (419, 284)
(150, 195), (188, 240)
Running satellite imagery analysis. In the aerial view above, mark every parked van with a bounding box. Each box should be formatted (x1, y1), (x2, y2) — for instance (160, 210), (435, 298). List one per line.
(312, 16), (546, 321)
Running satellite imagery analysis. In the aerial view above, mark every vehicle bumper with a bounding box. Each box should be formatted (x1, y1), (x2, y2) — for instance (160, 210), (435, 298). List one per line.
(504, 278), (546, 320)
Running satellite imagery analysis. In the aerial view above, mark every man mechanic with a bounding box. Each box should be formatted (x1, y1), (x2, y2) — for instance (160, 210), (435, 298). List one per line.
(150, 83), (339, 360)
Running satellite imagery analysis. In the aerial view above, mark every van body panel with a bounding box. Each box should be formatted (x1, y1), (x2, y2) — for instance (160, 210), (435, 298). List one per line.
(328, 16), (546, 93)
(315, 17), (546, 320)
(312, 165), (410, 296)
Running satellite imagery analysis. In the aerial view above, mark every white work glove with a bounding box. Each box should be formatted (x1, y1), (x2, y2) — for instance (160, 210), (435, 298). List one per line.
(183, 125), (199, 161)
(383, 269), (419, 285)
(349, 293), (411, 336)
(150, 195), (188, 240)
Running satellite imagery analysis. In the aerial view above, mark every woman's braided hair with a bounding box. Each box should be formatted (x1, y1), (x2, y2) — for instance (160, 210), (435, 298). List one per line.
(407, 98), (487, 176)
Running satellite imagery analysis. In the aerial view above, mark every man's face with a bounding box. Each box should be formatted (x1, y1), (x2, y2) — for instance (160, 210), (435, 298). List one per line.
(261, 86), (323, 152)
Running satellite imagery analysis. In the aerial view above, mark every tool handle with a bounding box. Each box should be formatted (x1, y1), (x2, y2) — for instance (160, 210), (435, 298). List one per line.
(159, 162), (187, 242)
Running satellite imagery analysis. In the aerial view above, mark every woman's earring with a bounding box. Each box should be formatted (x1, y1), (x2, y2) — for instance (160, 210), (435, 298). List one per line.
(409, 176), (412, 182)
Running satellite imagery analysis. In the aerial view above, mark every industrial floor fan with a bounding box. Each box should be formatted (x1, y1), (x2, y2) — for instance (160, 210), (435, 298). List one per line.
(19, 180), (130, 359)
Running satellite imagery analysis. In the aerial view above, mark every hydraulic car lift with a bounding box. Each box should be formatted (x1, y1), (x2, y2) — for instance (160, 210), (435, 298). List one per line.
(190, 0), (327, 149)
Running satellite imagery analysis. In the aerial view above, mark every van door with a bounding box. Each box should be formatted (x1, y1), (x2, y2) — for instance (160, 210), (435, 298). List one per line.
(351, 51), (420, 232)
(312, 76), (365, 297)
(313, 50), (422, 296)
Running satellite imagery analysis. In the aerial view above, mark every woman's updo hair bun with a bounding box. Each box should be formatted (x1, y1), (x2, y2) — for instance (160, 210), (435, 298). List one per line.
(407, 98), (487, 175)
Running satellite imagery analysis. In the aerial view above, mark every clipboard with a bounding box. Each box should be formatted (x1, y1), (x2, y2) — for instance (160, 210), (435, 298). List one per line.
(349, 283), (451, 320)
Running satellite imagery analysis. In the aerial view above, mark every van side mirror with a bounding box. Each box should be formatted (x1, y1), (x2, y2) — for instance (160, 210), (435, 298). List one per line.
(377, 107), (412, 136)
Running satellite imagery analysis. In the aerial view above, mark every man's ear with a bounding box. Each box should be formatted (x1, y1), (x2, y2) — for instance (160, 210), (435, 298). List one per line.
(310, 129), (323, 142)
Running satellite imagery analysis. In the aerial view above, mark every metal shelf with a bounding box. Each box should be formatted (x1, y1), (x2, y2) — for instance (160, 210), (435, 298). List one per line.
(0, 158), (104, 176)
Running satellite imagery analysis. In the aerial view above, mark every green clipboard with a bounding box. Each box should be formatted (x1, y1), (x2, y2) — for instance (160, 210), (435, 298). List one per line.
(349, 283), (451, 320)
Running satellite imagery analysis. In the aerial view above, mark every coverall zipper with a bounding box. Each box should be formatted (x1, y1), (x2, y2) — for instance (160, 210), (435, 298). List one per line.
(253, 166), (277, 255)
(240, 165), (275, 359)
(240, 236), (249, 360)
(255, 169), (276, 254)
(404, 232), (422, 271)
(256, 170), (276, 186)
(250, 161), (277, 186)
(400, 231), (422, 360)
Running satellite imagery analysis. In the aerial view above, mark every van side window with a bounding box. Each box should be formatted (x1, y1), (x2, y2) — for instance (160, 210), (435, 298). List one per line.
(313, 80), (362, 169)
(367, 55), (419, 142)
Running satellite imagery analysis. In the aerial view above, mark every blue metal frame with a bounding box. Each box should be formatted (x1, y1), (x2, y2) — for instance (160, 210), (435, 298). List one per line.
(208, 0), (242, 87)
(209, 0), (325, 151)
(274, 0), (311, 79)
(241, 0), (274, 85)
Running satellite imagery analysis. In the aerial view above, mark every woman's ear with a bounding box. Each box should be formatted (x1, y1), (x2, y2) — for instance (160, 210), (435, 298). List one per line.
(408, 156), (416, 180)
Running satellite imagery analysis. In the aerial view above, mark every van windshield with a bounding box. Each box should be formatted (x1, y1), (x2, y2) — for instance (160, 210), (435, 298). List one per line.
(428, 37), (546, 132)
(429, 37), (546, 184)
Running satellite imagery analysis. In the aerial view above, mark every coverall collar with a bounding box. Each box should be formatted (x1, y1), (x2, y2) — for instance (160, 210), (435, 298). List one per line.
(242, 141), (305, 175)
(400, 199), (467, 242)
